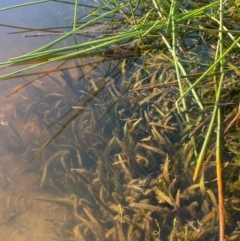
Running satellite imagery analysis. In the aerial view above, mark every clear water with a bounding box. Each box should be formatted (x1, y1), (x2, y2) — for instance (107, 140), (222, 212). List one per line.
(0, 1), (233, 241)
(0, 1), (144, 240)
(0, 1), (101, 240)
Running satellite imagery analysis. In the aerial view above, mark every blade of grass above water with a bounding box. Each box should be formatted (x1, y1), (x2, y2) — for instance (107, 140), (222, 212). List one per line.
(0, 1), (219, 80)
(216, 1), (225, 239)
(0, 0), (51, 11)
(73, 0), (78, 31)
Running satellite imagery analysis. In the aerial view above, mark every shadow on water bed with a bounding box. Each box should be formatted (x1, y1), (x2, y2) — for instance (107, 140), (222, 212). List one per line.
(1, 1), (240, 241)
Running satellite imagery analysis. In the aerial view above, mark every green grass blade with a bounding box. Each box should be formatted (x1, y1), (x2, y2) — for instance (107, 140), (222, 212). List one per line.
(0, 0), (51, 11)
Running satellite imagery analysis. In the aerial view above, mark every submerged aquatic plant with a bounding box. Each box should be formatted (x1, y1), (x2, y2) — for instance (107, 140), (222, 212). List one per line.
(1, 0), (240, 241)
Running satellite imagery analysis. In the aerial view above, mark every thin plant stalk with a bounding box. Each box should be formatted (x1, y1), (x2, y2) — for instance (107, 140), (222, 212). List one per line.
(216, 1), (225, 239)
(0, 0), (51, 11)
(216, 108), (225, 241)
(73, 0), (78, 31)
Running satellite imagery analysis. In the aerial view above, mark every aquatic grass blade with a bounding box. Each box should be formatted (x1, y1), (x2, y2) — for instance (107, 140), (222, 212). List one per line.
(216, 108), (225, 241)
(0, 0), (51, 11)
(73, 0), (78, 31)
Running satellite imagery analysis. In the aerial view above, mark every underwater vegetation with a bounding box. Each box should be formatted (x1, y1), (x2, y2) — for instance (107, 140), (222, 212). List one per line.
(1, 1), (240, 241)
(26, 48), (240, 241)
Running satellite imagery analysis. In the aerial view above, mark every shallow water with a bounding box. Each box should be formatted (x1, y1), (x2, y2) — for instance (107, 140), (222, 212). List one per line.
(0, 1), (144, 240)
(1, 2), (239, 241)
(0, 1), (96, 240)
